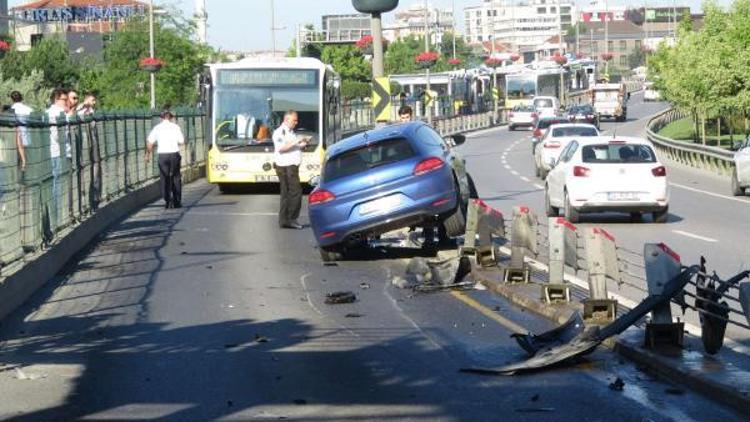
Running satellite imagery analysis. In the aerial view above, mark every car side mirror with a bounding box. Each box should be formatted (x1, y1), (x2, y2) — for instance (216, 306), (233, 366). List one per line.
(451, 134), (467, 146)
(309, 175), (320, 187)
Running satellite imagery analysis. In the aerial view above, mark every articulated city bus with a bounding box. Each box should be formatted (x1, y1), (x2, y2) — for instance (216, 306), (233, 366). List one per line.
(204, 57), (341, 191)
(504, 66), (567, 109)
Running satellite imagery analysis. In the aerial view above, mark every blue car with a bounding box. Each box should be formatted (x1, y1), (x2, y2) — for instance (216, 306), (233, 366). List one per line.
(308, 121), (475, 262)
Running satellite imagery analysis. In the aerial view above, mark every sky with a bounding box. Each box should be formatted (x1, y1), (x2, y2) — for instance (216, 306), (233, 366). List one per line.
(8, 0), (732, 52)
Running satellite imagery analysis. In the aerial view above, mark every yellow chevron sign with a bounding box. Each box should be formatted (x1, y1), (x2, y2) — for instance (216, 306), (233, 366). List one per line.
(372, 77), (391, 122)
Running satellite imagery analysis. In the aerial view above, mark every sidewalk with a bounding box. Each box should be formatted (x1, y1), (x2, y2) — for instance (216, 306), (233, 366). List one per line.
(473, 266), (750, 414)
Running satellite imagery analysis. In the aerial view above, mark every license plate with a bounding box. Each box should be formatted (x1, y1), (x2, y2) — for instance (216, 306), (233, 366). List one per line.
(360, 195), (401, 215)
(254, 174), (279, 182)
(607, 192), (639, 201)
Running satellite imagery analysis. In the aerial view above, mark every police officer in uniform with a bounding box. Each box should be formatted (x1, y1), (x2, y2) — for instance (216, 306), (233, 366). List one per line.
(146, 108), (185, 209)
(273, 110), (308, 229)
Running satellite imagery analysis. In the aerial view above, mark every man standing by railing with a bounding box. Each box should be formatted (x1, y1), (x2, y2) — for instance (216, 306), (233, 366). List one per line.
(46, 88), (69, 229)
(146, 108), (185, 209)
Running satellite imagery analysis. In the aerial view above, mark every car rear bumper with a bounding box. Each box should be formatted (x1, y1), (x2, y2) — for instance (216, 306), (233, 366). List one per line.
(575, 201), (668, 213)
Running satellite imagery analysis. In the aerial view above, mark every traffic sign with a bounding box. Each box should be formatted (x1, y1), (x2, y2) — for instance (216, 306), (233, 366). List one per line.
(372, 77), (391, 122)
(492, 87), (499, 100)
(424, 89), (437, 107)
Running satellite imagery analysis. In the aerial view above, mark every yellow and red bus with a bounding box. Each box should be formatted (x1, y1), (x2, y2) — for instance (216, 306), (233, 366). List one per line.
(204, 57), (341, 192)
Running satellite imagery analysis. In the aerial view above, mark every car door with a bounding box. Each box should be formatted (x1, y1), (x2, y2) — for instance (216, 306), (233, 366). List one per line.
(736, 139), (750, 185)
(547, 141), (577, 206)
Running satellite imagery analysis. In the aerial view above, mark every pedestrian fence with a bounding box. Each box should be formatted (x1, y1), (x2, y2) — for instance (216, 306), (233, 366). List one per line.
(0, 108), (207, 275)
(463, 201), (750, 354)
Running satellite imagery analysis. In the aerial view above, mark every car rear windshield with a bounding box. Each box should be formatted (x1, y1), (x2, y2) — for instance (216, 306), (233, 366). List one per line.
(537, 119), (569, 129)
(581, 144), (657, 163)
(534, 98), (554, 108)
(571, 105), (594, 114)
(513, 105), (536, 112)
(552, 126), (598, 137)
(324, 137), (415, 182)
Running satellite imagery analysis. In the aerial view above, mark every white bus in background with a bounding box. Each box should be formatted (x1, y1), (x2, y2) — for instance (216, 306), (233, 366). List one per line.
(203, 57), (342, 192)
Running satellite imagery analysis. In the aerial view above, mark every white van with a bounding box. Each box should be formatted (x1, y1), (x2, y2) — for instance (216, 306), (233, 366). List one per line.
(643, 81), (661, 101)
(533, 96), (561, 118)
(733, 137), (750, 196)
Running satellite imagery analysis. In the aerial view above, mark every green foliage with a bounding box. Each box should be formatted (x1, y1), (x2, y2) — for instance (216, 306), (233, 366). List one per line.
(320, 45), (370, 82)
(1, 36), (80, 89)
(341, 80), (371, 99)
(627, 47), (646, 69)
(0, 70), (51, 110)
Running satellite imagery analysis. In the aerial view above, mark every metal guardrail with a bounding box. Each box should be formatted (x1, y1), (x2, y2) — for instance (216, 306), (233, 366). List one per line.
(0, 109), (207, 275)
(646, 109), (735, 177)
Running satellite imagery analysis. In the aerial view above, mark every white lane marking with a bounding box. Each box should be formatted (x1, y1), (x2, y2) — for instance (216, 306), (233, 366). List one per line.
(672, 230), (718, 243)
(520, 176), (530, 182)
(670, 182), (750, 204)
(503, 164), (511, 170)
(534, 184), (545, 190)
(465, 126), (508, 138)
(510, 170), (519, 176)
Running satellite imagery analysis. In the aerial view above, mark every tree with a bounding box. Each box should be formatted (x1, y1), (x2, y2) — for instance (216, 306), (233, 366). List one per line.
(1, 36), (80, 89)
(0, 70), (51, 110)
(320, 45), (370, 82)
(627, 47), (646, 69)
(385, 35), (423, 74)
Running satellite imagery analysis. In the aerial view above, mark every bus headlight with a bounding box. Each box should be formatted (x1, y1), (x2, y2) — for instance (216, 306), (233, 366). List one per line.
(306, 164), (321, 171)
(212, 161), (229, 171)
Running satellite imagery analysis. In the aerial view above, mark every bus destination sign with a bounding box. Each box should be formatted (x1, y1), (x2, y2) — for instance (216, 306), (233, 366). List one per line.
(218, 70), (318, 86)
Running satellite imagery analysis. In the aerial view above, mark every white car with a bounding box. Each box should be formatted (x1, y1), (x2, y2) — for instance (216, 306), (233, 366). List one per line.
(544, 136), (669, 223)
(533, 96), (561, 118)
(733, 137), (750, 196)
(643, 82), (661, 102)
(534, 123), (600, 179)
(508, 105), (538, 130)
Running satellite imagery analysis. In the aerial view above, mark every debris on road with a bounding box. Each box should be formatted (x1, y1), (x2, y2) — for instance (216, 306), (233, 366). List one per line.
(392, 275), (417, 289)
(461, 266), (699, 375)
(397, 255), (474, 293)
(510, 312), (584, 356)
(325, 291), (357, 304)
(359, 282), (371, 289)
(345, 313), (364, 318)
(609, 377), (625, 391)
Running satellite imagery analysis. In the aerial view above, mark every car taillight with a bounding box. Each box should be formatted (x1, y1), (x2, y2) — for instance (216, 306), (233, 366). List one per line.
(508, 112), (514, 117)
(533, 129), (542, 138)
(531, 113), (538, 118)
(652, 166), (667, 177)
(414, 157), (445, 175)
(573, 166), (591, 177)
(587, 114), (594, 118)
(308, 189), (336, 205)
(544, 141), (561, 149)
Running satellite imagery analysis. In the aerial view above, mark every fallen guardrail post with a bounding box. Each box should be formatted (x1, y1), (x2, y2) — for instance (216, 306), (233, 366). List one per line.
(503, 206), (537, 283)
(461, 199), (504, 267)
(643, 243), (684, 348)
(740, 282), (750, 326)
(543, 217), (575, 303)
(583, 228), (619, 322)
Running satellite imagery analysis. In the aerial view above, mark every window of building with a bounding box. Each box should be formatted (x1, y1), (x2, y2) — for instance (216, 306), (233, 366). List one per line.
(477, 19), (481, 26)
(620, 56), (628, 66)
(537, 7), (546, 14)
(561, 7), (570, 13)
(635, 40), (642, 50)
(551, 7), (557, 13)
(619, 40), (627, 51)
(476, 11), (481, 17)
(608, 40), (614, 51)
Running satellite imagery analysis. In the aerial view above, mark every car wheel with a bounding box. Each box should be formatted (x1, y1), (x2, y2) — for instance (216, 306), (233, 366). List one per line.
(652, 208), (669, 224)
(443, 198), (467, 238)
(544, 188), (558, 217)
(564, 190), (580, 223)
(468, 174), (479, 199)
(319, 246), (344, 262)
(732, 169), (746, 196)
(629, 212), (642, 222)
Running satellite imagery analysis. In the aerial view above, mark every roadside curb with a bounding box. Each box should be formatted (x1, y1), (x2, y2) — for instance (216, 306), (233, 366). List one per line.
(0, 165), (205, 322)
(472, 267), (750, 414)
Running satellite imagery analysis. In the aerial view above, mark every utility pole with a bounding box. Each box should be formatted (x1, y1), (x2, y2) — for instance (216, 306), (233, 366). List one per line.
(491, 35), (498, 123)
(270, 0), (276, 55)
(604, 0), (609, 77)
(424, 0), (432, 124)
(371, 13), (385, 76)
(451, 0), (456, 60)
(149, 0), (156, 109)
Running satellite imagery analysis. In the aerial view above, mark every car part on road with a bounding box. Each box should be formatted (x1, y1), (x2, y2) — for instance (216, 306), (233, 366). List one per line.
(460, 266), (698, 375)
(325, 291), (357, 304)
(510, 311), (584, 356)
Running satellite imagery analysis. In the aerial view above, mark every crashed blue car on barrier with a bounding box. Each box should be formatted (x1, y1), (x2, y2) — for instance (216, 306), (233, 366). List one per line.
(308, 121), (475, 262)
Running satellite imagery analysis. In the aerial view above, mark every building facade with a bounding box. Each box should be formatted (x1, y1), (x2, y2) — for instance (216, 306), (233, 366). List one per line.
(464, 0), (576, 52)
(382, 2), (454, 44)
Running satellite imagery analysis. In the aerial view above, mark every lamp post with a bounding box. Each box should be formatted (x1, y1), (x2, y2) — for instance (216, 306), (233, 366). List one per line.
(149, 0), (155, 109)
(423, 0), (432, 125)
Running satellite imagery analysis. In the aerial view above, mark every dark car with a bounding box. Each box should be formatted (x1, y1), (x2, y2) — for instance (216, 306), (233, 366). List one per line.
(308, 122), (475, 262)
(567, 104), (599, 128)
(531, 116), (570, 154)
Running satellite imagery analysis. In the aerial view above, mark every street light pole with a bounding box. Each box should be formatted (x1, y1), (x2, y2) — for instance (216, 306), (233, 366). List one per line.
(371, 13), (385, 77)
(558, 0), (564, 106)
(270, 0), (276, 55)
(149, 0), (155, 110)
(424, 0), (431, 125)
(604, 0), (609, 77)
(491, 35), (497, 123)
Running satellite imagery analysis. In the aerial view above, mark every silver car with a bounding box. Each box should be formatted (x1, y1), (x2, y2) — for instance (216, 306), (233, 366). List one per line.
(508, 105), (538, 131)
(733, 137), (750, 196)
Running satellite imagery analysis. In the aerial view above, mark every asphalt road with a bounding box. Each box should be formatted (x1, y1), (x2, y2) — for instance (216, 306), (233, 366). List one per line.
(0, 133), (745, 419)
(462, 92), (750, 341)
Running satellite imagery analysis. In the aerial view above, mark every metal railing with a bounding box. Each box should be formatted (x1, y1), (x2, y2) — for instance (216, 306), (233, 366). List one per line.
(0, 109), (207, 274)
(646, 109), (735, 177)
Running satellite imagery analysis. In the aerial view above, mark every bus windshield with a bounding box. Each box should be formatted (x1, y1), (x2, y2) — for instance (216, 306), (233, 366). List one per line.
(213, 70), (320, 150)
(506, 76), (536, 100)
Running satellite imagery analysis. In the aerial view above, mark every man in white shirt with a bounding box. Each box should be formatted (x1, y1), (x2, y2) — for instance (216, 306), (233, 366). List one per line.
(273, 110), (308, 229)
(46, 88), (69, 228)
(10, 91), (32, 169)
(146, 108), (185, 209)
